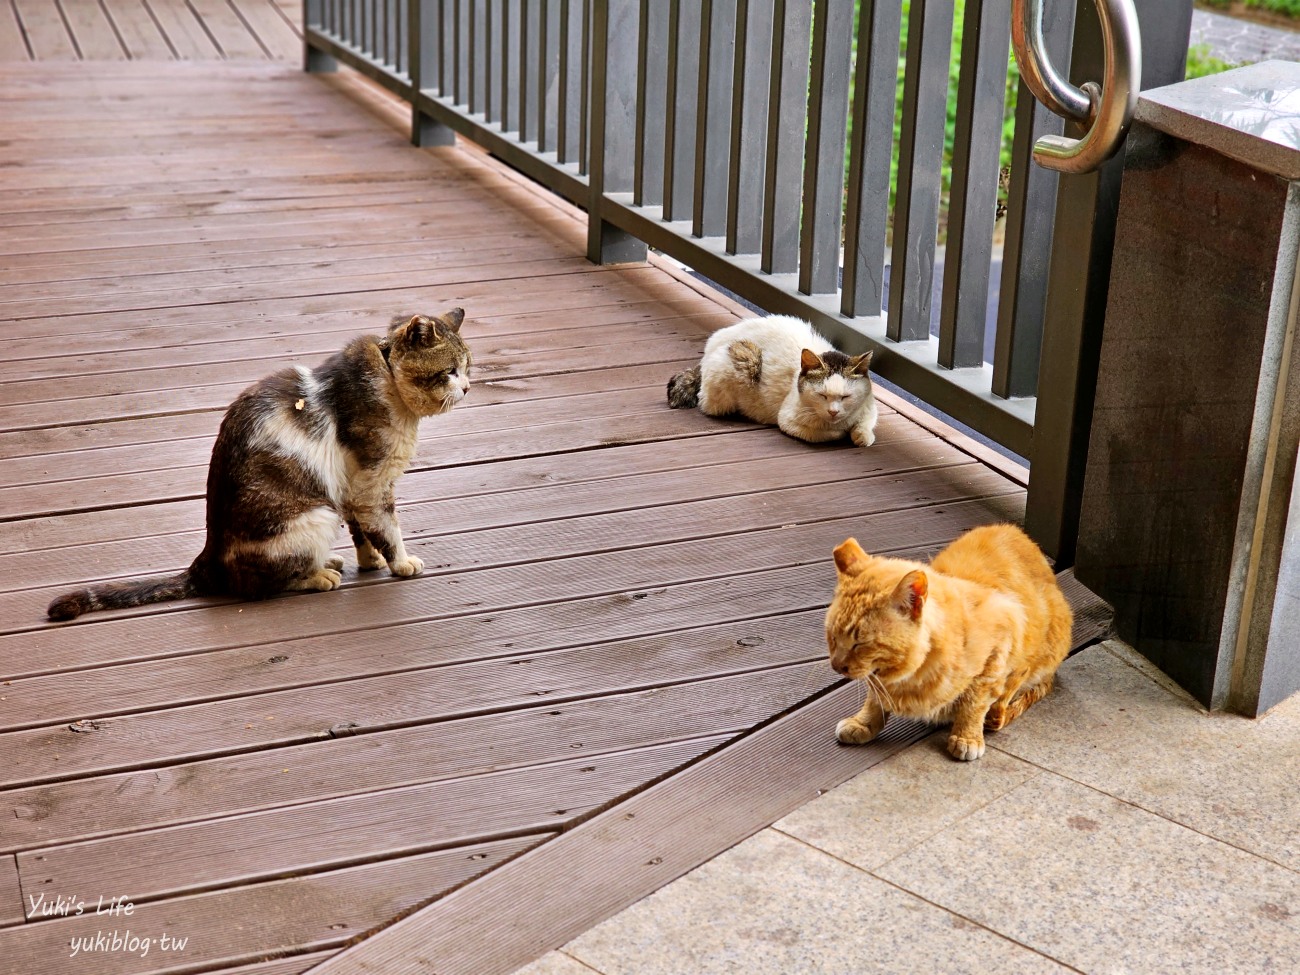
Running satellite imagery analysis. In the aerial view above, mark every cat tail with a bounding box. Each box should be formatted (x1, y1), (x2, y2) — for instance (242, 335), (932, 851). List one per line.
(47, 569), (200, 622)
(667, 364), (702, 409)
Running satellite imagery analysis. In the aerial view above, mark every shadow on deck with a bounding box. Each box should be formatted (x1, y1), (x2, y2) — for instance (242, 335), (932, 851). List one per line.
(0, 59), (1106, 975)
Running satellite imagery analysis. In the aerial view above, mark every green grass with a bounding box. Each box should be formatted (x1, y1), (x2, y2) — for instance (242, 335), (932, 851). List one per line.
(1241, 0), (1300, 18)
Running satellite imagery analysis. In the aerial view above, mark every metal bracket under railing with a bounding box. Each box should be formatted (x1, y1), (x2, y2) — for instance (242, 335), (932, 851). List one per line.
(1011, 0), (1142, 174)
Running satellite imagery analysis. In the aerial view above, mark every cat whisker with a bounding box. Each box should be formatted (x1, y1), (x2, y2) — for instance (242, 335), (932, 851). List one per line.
(867, 673), (895, 711)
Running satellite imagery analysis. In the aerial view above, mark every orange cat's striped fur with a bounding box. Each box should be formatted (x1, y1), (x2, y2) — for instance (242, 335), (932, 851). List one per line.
(825, 524), (1072, 761)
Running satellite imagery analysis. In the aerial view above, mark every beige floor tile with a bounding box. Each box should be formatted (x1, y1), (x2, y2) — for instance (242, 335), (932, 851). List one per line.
(989, 642), (1300, 872)
(776, 730), (1041, 869)
(513, 951), (603, 975)
(562, 828), (1071, 975)
(875, 771), (1300, 975)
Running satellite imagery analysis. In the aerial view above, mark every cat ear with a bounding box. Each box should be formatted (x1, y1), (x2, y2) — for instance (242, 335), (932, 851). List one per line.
(800, 349), (823, 374)
(400, 315), (435, 347)
(848, 351), (873, 376)
(892, 570), (928, 622)
(440, 307), (465, 333)
(832, 538), (870, 576)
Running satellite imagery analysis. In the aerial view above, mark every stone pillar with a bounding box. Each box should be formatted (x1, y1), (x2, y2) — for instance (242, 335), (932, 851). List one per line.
(1076, 60), (1300, 717)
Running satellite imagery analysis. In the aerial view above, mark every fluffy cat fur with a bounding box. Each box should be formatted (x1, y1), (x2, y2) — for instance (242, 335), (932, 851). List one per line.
(667, 314), (877, 446)
(824, 524), (1072, 761)
(47, 309), (472, 622)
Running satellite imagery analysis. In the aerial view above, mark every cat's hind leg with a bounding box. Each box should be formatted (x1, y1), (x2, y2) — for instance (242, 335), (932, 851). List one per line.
(985, 675), (1055, 731)
(224, 507), (343, 597)
(835, 691), (886, 745)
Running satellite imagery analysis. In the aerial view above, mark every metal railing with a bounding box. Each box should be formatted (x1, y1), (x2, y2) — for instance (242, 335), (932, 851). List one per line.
(303, 0), (1194, 561)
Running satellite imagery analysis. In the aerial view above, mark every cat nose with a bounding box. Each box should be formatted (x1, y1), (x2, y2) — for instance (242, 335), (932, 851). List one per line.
(832, 659), (850, 675)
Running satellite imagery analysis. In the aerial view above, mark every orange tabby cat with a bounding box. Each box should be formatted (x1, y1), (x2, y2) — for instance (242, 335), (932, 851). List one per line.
(824, 524), (1072, 761)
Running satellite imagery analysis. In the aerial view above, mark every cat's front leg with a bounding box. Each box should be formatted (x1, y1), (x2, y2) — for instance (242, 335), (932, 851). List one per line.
(835, 693), (886, 745)
(346, 518), (387, 571)
(850, 399), (878, 447)
(946, 692), (994, 761)
(346, 500), (423, 578)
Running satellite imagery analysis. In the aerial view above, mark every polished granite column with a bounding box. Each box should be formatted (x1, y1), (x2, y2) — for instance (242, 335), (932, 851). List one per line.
(1076, 60), (1300, 716)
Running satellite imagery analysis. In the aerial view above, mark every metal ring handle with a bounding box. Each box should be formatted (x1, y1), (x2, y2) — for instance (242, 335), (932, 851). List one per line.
(1011, 0), (1142, 174)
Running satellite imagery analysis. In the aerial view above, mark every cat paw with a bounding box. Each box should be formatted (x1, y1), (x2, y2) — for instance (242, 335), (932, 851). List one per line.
(390, 556), (425, 578)
(324, 555), (345, 572)
(836, 716), (881, 746)
(851, 426), (877, 447)
(947, 734), (986, 762)
(304, 567), (342, 592)
(356, 548), (386, 571)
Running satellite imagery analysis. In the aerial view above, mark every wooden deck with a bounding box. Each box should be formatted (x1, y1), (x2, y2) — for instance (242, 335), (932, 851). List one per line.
(0, 57), (1108, 975)
(0, 0), (300, 61)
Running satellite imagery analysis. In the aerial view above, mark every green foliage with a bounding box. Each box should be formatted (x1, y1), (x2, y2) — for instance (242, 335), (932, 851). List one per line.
(1185, 43), (1237, 80)
(1242, 0), (1300, 17)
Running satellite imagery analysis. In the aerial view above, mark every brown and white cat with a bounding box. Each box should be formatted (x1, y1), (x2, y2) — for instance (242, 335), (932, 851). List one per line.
(667, 314), (877, 447)
(824, 524), (1072, 761)
(47, 309), (472, 621)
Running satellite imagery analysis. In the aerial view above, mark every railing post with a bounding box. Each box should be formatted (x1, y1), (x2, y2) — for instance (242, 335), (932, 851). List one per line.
(1023, 0), (1194, 564)
(411, 0), (456, 145)
(586, 0), (647, 265)
(303, 0), (339, 72)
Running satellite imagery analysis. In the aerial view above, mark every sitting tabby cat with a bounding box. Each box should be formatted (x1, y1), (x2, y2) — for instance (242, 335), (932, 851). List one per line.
(667, 314), (877, 447)
(824, 524), (1072, 761)
(47, 309), (472, 621)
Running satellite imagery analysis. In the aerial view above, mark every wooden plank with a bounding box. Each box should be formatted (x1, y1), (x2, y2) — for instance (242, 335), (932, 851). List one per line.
(11, 0), (78, 60)
(3, 465), (1018, 664)
(305, 685), (928, 975)
(5, 597), (827, 742)
(0, 298), (716, 384)
(122, 0), (219, 58)
(0, 666), (827, 854)
(100, 0), (176, 59)
(0, 360), (689, 462)
(0, 312), (714, 409)
(0, 424), (950, 600)
(227, 0), (299, 59)
(0, 505), (1026, 786)
(0, 855), (21, 927)
(0, 837), (545, 975)
(0, 0), (30, 59)
(18, 739), (725, 903)
(59, 0), (128, 59)
(184, 0), (268, 58)
(0, 426), (787, 555)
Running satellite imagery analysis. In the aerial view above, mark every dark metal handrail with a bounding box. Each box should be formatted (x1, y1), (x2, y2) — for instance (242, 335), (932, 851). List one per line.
(302, 0), (1194, 560)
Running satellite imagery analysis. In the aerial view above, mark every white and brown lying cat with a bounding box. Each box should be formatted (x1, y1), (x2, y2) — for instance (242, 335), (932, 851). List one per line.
(47, 309), (472, 621)
(667, 314), (878, 447)
(825, 524), (1072, 761)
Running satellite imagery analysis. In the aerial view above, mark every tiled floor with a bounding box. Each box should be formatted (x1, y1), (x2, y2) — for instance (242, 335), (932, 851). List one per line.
(518, 642), (1300, 975)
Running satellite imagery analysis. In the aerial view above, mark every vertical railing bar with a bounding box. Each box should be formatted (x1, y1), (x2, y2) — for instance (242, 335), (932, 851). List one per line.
(634, 0), (649, 204)
(469, 0), (480, 113)
(539, 0), (550, 151)
(725, 0), (771, 256)
(501, 0), (512, 129)
(578, 0), (590, 175)
(760, 0), (812, 276)
(661, 0), (680, 217)
(938, 0), (1013, 369)
(505, 0), (520, 133)
(520, 0), (531, 142)
(452, 0), (463, 104)
(558, 0), (570, 159)
(486, 0), (497, 123)
(841, 0), (903, 317)
(666, 1), (701, 223)
(887, 0), (956, 339)
(797, 0), (853, 296)
(993, 2), (1074, 398)
(377, 0), (386, 63)
(691, 0), (735, 240)
(633, 0), (665, 206)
